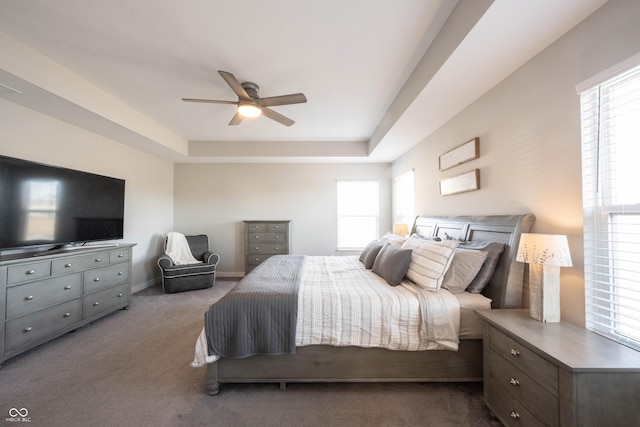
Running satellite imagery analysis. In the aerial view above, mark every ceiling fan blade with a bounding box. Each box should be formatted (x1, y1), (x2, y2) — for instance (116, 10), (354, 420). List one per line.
(218, 70), (251, 99)
(182, 98), (237, 105)
(261, 107), (295, 127)
(229, 111), (244, 126)
(257, 93), (307, 107)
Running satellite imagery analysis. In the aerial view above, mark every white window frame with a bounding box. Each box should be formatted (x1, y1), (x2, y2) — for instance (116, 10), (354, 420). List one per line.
(579, 55), (640, 351)
(336, 180), (379, 250)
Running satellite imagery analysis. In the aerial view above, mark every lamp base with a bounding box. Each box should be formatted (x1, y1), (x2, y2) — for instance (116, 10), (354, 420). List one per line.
(529, 264), (561, 322)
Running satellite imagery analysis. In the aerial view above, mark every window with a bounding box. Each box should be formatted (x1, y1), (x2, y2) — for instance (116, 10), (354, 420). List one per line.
(394, 169), (414, 231)
(337, 180), (379, 250)
(580, 60), (640, 351)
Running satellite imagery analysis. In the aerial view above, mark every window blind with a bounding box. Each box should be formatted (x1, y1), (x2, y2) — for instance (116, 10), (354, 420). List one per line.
(393, 169), (414, 229)
(336, 180), (379, 250)
(581, 62), (640, 351)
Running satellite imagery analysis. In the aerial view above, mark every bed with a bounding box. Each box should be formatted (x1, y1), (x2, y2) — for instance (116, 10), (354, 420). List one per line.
(195, 214), (535, 395)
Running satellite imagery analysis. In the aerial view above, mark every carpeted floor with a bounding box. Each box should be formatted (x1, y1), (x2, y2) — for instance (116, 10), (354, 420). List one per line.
(0, 281), (501, 427)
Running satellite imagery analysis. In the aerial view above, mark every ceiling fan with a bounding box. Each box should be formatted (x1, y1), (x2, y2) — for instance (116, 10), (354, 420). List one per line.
(182, 70), (307, 127)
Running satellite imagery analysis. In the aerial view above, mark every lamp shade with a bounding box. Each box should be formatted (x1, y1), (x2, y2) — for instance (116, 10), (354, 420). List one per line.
(516, 233), (572, 267)
(393, 223), (409, 237)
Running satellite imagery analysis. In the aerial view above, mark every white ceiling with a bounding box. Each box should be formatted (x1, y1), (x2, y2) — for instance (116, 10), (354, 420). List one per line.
(0, 0), (608, 163)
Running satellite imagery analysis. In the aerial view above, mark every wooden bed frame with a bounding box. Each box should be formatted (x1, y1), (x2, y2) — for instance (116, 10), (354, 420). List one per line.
(205, 214), (535, 395)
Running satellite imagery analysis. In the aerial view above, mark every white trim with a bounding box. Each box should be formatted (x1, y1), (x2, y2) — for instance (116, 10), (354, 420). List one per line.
(576, 51), (640, 93)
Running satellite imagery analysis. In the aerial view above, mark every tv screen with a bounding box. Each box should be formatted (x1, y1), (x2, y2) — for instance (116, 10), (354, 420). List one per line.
(0, 155), (125, 251)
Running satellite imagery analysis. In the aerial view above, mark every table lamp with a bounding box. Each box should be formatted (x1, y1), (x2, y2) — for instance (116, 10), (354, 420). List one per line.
(393, 223), (409, 237)
(516, 233), (572, 322)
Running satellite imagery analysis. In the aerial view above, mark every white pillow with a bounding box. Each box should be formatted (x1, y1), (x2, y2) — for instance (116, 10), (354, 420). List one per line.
(380, 232), (406, 248)
(401, 237), (459, 291)
(442, 248), (488, 294)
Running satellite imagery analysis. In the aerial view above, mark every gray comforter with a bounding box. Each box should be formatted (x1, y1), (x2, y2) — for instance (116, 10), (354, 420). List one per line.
(205, 255), (306, 358)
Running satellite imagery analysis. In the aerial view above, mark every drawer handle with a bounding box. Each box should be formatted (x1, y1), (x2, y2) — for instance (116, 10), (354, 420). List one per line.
(510, 377), (520, 386)
(93, 302), (99, 307)
(510, 411), (520, 420)
(275, 225), (279, 229)
(255, 235), (260, 239)
(25, 295), (34, 301)
(118, 254), (124, 258)
(510, 348), (520, 357)
(95, 258), (101, 262)
(275, 235), (279, 239)
(24, 326), (32, 333)
(117, 293), (123, 297)
(63, 312), (72, 318)
(275, 246), (279, 250)
(94, 277), (100, 282)
(255, 258), (260, 262)
(26, 269), (35, 275)
(117, 271), (124, 276)
(64, 285), (72, 290)
(255, 225), (259, 229)
(65, 263), (72, 268)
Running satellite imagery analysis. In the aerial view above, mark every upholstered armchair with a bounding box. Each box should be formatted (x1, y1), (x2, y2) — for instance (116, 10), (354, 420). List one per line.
(157, 234), (220, 293)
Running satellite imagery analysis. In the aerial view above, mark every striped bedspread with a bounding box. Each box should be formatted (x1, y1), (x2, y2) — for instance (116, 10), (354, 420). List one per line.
(191, 255), (460, 367)
(296, 256), (460, 351)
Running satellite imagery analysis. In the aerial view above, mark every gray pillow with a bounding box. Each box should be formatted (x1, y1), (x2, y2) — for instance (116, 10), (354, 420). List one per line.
(359, 240), (384, 269)
(459, 242), (506, 293)
(372, 243), (413, 286)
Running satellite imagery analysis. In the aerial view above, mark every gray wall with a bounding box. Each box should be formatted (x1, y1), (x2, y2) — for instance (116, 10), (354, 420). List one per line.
(391, 0), (640, 327)
(0, 99), (175, 292)
(174, 162), (391, 276)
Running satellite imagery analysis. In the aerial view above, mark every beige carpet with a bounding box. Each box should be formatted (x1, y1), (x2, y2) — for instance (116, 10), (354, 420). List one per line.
(0, 281), (500, 427)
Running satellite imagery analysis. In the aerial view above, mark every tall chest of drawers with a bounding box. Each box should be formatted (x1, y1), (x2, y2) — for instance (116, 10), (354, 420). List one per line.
(476, 309), (640, 427)
(1, 244), (135, 363)
(243, 221), (290, 274)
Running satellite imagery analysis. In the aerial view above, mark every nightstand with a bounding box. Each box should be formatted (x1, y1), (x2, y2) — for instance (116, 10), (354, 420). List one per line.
(476, 309), (640, 427)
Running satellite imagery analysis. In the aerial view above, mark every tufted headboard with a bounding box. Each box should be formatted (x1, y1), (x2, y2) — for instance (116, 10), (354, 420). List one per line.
(411, 214), (535, 309)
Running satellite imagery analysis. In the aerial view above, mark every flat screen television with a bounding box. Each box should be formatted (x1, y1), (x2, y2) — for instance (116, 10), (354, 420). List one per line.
(0, 155), (125, 252)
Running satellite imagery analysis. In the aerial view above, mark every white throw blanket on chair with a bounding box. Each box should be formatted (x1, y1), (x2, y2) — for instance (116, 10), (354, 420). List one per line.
(165, 232), (202, 265)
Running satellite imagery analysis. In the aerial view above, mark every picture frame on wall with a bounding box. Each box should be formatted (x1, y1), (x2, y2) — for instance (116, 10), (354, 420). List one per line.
(439, 169), (480, 196)
(439, 137), (479, 171)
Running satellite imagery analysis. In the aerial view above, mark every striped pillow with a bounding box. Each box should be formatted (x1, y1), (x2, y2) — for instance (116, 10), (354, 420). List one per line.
(380, 232), (407, 248)
(401, 237), (459, 291)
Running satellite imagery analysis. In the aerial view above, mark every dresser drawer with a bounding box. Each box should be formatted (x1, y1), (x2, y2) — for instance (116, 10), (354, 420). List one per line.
(7, 261), (51, 285)
(247, 232), (287, 244)
(5, 299), (82, 352)
(51, 251), (109, 275)
(486, 375), (547, 427)
(247, 223), (267, 232)
(488, 349), (559, 426)
(489, 326), (558, 394)
(83, 283), (129, 318)
(246, 243), (287, 255)
(6, 273), (83, 319)
(109, 248), (130, 263)
(266, 223), (287, 232)
(247, 254), (273, 266)
(83, 263), (129, 293)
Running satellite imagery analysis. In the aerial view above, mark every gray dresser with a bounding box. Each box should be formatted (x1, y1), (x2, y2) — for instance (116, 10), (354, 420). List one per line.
(243, 221), (290, 274)
(477, 309), (640, 427)
(0, 244), (135, 363)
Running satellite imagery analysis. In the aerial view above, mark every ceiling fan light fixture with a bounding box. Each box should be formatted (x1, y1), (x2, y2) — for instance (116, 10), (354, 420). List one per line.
(237, 102), (262, 118)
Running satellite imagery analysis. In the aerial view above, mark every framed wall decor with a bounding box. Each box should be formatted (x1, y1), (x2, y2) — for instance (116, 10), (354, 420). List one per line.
(439, 169), (480, 196)
(439, 137), (479, 171)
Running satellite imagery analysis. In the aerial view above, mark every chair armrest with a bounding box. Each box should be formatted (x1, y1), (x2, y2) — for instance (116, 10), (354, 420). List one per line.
(203, 251), (220, 266)
(157, 255), (174, 270)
